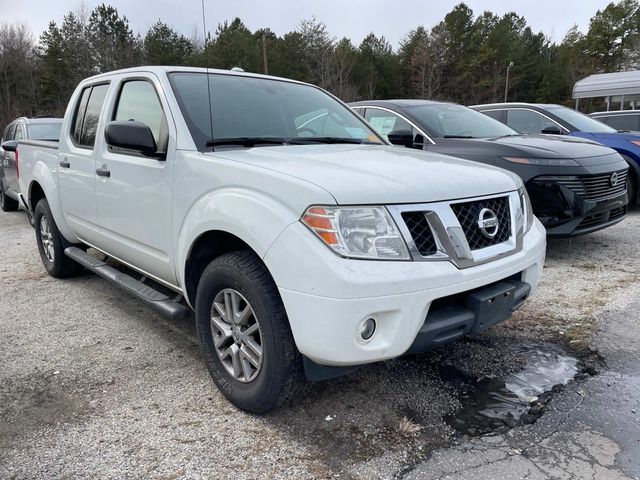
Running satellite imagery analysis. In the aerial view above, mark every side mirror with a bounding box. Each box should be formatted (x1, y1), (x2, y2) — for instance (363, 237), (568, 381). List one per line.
(105, 121), (158, 157)
(1, 140), (18, 152)
(541, 125), (563, 135)
(387, 129), (415, 148)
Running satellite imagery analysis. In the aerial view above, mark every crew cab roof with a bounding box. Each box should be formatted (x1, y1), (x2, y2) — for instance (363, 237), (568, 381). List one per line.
(81, 65), (312, 88)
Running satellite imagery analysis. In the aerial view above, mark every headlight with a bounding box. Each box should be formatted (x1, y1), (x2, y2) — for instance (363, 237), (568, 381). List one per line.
(502, 156), (579, 167)
(630, 140), (640, 147)
(519, 187), (534, 233)
(301, 206), (410, 260)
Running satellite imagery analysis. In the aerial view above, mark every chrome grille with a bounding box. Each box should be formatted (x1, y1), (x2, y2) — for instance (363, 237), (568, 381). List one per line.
(542, 169), (627, 200)
(402, 211), (437, 256)
(450, 196), (511, 250)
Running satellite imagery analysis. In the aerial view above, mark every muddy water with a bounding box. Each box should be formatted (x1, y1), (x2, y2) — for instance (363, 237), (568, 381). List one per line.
(446, 345), (579, 436)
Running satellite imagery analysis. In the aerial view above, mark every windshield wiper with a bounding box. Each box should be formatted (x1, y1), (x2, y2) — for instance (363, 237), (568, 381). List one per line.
(206, 137), (289, 147)
(288, 136), (364, 144)
(443, 135), (474, 139)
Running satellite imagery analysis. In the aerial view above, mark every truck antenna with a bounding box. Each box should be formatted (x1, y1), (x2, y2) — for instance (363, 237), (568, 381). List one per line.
(201, 0), (215, 151)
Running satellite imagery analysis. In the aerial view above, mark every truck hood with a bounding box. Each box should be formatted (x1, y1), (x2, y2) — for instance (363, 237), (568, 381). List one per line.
(209, 144), (521, 204)
(435, 134), (619, 162)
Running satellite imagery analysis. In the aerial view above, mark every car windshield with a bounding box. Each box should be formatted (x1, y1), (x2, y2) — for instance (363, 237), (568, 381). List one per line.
(406, 103), (518, 138)
(169, 72), (382, 150)
(546, 105), (617, 133)
(27, 122), (62, 140)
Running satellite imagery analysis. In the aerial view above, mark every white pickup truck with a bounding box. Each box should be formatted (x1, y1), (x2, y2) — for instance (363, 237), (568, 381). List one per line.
(18, 66), (546, 413)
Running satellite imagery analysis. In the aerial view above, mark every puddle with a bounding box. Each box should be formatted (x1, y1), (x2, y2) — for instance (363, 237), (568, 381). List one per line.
(445, 345), (579, 436)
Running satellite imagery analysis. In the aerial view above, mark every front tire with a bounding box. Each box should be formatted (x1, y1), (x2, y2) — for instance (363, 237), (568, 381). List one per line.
(622, 156), (638, 208)
(195, 251), (306, 413)
(627, 170), (638, 208)
(34, 199), (79, 278)
(0, 180), (19, 212)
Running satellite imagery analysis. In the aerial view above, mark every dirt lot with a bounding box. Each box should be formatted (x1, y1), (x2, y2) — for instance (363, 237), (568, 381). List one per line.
(1, 208), (639, 479)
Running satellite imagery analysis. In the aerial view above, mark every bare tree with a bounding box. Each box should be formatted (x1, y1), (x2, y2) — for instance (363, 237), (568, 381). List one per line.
(0, 22), (37, 127)
(298, 17), (335, 89)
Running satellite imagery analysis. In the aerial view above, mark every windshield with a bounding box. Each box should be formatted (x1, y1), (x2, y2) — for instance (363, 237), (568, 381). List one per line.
(27, 122), (62, 140)
(406, 103), (517, 138)
(546, 105), (617, 133)
(169, 72), (382, 149)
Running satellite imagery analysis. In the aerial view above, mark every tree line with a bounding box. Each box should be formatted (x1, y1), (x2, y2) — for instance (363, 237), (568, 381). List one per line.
(1, 1), (639, 128)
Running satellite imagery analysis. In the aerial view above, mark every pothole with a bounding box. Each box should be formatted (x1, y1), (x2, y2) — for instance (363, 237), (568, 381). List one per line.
(444, 344), (579, 436)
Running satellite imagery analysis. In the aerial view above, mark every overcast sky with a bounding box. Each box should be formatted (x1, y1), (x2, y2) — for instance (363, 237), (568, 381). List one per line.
(0, 0), (611, 48)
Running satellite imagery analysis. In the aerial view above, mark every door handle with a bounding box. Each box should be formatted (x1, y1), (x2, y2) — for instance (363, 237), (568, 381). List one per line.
(96, 167), (111, 178)
(59, 159), (70, 168)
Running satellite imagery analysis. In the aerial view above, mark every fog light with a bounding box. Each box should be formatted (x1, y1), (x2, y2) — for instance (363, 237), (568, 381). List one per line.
(360, 318), (376, 341)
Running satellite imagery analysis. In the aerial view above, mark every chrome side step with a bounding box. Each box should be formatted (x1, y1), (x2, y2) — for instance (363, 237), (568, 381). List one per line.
(64, 247), (191, 321)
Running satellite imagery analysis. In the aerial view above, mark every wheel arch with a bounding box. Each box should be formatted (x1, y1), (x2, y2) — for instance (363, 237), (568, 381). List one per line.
(619, 153), (640, 204)
(183, 230), (264, 308)
(28, 180), (46, 212)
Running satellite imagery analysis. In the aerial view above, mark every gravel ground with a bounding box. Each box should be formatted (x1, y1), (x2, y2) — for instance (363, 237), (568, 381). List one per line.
(1, 208), (638, 479)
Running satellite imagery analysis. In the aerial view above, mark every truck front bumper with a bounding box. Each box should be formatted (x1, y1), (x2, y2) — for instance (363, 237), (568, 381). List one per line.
(264, 218), (546, 367)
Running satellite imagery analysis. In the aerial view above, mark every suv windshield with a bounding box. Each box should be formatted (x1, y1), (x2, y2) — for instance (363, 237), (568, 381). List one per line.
(406, 103), (517, 139)
(169, 72), (382, 150)
(546, 105), (616, 133)
(27, 122), (62, 140)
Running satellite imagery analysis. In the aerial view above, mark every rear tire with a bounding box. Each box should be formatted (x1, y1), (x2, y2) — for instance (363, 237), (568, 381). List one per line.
(34, 199), (80, 278)
(0, 180), (19, 212)
(195, 250), (306, 413)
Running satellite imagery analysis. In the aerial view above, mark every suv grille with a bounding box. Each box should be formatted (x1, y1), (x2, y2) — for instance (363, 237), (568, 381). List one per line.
(402, 211), (437, 256)
(546, 169), (627, 200)
(578, 206), (627, 230)
(450, 196), (512, 250)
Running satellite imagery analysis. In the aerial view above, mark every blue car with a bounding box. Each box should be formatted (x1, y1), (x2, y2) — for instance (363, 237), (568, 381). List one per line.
(471, 103), (640, 204)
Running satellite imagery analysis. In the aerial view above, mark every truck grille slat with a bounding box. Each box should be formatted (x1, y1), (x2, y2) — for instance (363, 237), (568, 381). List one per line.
(401, 212), (438, 256)
(450, 196), (511, 250)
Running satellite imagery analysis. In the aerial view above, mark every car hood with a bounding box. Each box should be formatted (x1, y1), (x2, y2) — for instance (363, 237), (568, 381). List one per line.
(437, 135), (617, 164)
(209, 144), (521, 205)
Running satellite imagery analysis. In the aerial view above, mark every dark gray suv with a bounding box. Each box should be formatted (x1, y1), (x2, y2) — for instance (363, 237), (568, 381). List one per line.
(351, 100), (628, 237)
(1, 117), (62, 213)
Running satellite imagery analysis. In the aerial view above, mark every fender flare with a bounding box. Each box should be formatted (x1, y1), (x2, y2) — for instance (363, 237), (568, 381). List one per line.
(175, 187), (304, 293)
(28, 161), (78, 243)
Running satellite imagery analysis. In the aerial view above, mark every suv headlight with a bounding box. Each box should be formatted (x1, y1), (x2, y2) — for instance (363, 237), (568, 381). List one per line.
(519, 187), (534, 233)
(302, 206), (410, 260)
(503, 156), (579, 167)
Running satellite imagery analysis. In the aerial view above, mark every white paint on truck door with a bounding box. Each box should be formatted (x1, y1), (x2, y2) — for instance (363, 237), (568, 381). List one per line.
(58, 83), (109, 241)
(94, 74), (176, 284)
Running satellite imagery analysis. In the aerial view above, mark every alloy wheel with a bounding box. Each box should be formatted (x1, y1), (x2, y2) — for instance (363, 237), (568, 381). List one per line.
(39, 215), (55, 262)
(210, 288), (263, 383)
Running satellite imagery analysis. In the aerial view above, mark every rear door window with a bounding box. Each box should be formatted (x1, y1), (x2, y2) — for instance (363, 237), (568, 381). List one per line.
(71, 83), (109, 148)
(481, 109), (506, 123)
(364, 109), (414, 139)
(80, 84), (109, 147)
(14, 125), (25, 141)
(71, 87), (92, 145)
(506, 109), (558, 134)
